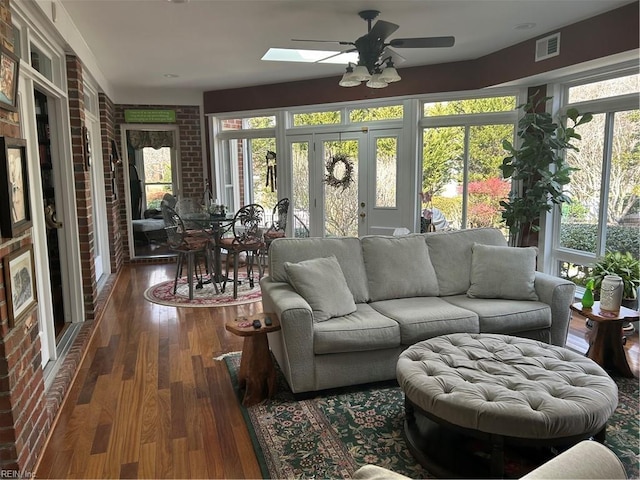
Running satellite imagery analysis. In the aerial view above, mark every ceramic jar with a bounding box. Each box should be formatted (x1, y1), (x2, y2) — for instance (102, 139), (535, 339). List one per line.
(600, 275), (623, 313)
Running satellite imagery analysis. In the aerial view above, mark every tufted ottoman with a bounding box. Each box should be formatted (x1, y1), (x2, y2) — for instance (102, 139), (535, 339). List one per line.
(396, 333), (618, 478)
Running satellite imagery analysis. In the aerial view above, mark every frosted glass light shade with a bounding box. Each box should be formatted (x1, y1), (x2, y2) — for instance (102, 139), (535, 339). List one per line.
(366, 73), (388, 88)
(339, 70), (361, 87)
(379, 66), (401, 83)
(352, 65), (372, 81)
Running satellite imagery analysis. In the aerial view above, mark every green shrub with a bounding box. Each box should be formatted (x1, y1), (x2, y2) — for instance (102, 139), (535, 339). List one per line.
(560, 223), (639, 259)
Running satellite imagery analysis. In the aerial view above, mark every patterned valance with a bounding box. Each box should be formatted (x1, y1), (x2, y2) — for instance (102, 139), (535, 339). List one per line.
(128, 130), (175, 150)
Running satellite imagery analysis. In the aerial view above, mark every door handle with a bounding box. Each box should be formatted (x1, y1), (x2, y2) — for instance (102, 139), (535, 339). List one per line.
(45, 205), (63, 229)
(359, 212), (366, 218)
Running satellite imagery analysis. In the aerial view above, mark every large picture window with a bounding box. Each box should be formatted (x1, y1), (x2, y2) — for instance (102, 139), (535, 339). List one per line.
(554, 71), (639, 288)
(420, 95), (517, 233)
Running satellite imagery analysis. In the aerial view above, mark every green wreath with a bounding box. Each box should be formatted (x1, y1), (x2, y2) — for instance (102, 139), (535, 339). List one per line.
(324, 154), (354, 190)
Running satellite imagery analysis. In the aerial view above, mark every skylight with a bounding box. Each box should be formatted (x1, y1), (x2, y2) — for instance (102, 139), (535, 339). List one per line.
(262, 48), (358, 65)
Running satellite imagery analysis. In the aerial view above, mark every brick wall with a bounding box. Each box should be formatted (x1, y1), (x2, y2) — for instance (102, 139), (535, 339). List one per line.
(99, 94), (124, 272)
(114, 104), (203, 262)
(66, 55), (100, 320)
(0, 0), (49, 473)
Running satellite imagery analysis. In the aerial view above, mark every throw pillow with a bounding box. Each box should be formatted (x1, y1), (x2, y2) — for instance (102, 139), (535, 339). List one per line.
(361, 235), (439, 301)
(284, 255), (357, 322)
(467, 243), (539, 301)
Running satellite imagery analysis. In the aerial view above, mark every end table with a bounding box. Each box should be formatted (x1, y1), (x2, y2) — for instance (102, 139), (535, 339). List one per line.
(570, 301), (638, 378)
(225, 313), (281, 406)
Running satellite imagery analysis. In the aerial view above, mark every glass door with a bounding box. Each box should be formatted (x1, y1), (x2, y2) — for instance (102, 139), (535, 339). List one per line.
(288, 129), (404, 238)
(121, 124), (180, 258)
(319, 135), (364, 237)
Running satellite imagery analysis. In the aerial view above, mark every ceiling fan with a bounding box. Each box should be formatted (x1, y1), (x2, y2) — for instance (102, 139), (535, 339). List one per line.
(292, 10), (455, 88)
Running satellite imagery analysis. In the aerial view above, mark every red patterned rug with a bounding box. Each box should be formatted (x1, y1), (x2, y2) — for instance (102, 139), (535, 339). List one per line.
(143, 273), (262, 308)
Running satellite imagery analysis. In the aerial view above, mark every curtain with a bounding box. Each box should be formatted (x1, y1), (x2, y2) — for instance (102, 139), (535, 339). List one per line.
(128, 130), (175, 150)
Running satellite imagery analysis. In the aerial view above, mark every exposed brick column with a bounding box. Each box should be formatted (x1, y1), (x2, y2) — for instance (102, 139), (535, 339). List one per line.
(66, 55), (98, 319)
(99, 94), (124, 271)
(0, 0), (49, 472)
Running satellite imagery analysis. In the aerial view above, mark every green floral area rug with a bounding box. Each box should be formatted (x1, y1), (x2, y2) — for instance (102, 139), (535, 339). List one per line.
(224, 355), (639, 479)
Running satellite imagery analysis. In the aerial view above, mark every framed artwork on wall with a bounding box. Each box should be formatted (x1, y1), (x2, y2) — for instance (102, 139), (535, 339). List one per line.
(0, 137), (32, 237)
(3, 244), (37, 328)
(0, 46), (20, 112)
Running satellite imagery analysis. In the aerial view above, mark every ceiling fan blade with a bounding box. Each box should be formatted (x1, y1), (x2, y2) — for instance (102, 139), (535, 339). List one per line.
(381, 47), (406, 65)
(316, 48), (357, 63)
(292, 39), (354, 46)
(368, 20), (399, 41)
(389, 36), (455, 48)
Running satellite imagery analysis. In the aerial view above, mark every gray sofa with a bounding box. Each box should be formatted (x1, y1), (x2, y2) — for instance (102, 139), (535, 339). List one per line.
(260, 228), (576, 394)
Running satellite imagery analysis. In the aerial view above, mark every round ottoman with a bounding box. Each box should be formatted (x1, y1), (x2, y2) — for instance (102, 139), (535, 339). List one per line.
(396, 333), (619, 478)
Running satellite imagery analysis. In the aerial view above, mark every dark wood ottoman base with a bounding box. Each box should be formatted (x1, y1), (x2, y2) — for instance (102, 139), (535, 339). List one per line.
(403, 396), (606, 479)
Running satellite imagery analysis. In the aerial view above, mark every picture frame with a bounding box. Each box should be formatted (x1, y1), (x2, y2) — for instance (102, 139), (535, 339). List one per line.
(3, 244), (37, 328)
(0, 137), (32, 238)
(0, 46), (20, 112)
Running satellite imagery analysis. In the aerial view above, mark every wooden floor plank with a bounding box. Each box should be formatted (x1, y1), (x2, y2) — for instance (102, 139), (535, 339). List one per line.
(34, 263), (638, 479)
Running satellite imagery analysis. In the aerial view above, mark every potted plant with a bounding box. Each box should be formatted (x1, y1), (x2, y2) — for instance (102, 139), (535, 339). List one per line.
(500, 94), (592, 246)
(589, 251), (640, 311)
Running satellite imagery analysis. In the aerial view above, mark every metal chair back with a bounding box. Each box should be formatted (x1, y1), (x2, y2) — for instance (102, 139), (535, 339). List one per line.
(161, 204), (187, 249)
(231, 203), (264, 245)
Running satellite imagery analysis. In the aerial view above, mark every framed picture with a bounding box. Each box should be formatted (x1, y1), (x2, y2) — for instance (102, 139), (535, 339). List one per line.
(3, 244), (37, 328)
(0, 46), (20, 112)
(0, 137), (32, 237)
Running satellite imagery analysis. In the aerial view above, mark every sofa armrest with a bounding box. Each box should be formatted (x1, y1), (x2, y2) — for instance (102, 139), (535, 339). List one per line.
(353, 441), (627, 480)
(521, 440), (627, 479)
(534, 272), (576, 347)
(260, 277), (316, 393)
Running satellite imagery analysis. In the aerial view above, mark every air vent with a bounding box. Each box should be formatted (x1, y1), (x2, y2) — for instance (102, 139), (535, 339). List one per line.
(535, 33), (560, 62)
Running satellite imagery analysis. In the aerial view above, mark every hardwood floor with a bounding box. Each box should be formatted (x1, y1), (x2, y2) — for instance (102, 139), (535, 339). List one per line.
(35, 264), (639, 479)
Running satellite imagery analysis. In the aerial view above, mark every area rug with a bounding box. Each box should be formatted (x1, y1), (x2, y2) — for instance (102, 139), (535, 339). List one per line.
(223, 354), (639, 479)
(144, 272), (261, 307)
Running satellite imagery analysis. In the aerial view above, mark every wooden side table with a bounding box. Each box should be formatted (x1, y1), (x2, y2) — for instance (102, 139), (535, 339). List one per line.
(570, 302), (638, 378)
(225, 313), (281, 406)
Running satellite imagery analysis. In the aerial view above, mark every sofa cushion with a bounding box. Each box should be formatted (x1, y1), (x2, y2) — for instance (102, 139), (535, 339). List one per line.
(443, 295), (551, 335)
(369, 297), (479, 345)
(269, 237), (370, 303)
(467, 244), (539, 301)
(362, 235), (439, 301)
(424, 228), (508, 296)
(284, 256), (357, 322)
(313, 303), (401, 354)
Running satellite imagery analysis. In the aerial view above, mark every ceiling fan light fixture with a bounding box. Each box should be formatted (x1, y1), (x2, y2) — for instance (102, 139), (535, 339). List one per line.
(366, 73), (388, 89)
(351, 65), (372, 82)
(379, 65), (401, 83)
(339, 65), (361, 87)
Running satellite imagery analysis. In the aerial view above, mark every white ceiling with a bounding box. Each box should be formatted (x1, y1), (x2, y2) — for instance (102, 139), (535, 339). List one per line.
(56, 0), (632, 100)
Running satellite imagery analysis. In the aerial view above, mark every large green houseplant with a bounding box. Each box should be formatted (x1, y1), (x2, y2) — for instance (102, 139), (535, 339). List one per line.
(500, 95), (592, 246)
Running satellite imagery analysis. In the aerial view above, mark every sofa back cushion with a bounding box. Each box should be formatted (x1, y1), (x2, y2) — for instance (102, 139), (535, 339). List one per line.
(269, 237), (370, 303)
(424, 228), (508, 296)
(361, 235), (439, 301)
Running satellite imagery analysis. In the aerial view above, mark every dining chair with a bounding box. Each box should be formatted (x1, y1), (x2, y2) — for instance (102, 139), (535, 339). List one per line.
(219, 203), (265, 299)
(161, 204), (217, 300)
(261, 198), (289, 269)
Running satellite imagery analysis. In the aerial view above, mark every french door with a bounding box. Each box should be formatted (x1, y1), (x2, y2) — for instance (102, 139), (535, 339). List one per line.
(289, 128), (405, 238)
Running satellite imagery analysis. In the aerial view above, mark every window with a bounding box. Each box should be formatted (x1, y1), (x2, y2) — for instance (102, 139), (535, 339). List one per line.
(292, 111), (341, 126)
(420, 95), (517, 232)
(140, 147), (173, 210)
(554, 72), (639, 287)
(216, 113), (277, 212)
(350, 105), (403, 122)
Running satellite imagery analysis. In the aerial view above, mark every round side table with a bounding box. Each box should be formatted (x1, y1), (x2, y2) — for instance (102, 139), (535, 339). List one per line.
(570, 301), (638, 378)
(225, 313), (281, 406)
